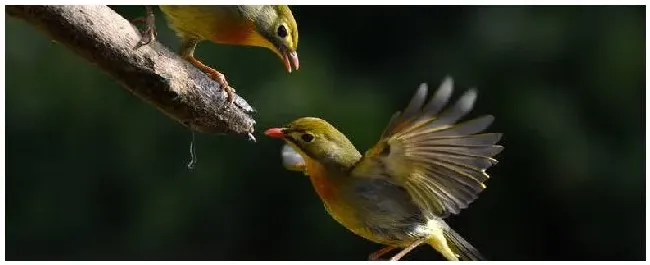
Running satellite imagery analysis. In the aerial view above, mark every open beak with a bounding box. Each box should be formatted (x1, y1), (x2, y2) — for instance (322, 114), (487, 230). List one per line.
(282, 51), (300, 73)
(265, 128), (286, 138)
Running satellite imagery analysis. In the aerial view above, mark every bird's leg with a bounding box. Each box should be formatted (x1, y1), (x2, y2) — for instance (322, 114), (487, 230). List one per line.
(133, 5), (157, 48)
(180, 38), (236, 104)
(368, 245), (396, 261)
(389, 238), (426, 261)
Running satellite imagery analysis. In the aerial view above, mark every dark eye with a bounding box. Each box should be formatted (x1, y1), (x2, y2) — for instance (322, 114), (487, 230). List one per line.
(301, 133), (314, 143)
(277, 24), (288, 38)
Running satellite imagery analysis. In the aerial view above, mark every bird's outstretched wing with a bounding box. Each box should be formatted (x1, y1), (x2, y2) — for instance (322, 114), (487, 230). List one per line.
(351, 77), (503, 218)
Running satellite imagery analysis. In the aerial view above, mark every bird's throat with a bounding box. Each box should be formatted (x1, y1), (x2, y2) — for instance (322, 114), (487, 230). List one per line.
(304, 157), (343, 203)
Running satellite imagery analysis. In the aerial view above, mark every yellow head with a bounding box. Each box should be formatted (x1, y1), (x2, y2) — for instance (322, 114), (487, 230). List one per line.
(242, 5), (299, 73)
(265, 117), (361, 169)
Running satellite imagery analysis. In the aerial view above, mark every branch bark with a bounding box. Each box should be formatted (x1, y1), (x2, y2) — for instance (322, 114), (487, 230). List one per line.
(6, 5), (256, 137)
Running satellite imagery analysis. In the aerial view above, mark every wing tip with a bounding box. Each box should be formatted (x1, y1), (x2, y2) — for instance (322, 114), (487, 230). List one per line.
(418, 82), (429, 94)
(493, 133), (504, 143)
(436, 76), (454, 101)
(458, 89), (478, 113)
(440, 76), (454, 92)
(402, 82), (430, 118)
(492, 145), (505, 155)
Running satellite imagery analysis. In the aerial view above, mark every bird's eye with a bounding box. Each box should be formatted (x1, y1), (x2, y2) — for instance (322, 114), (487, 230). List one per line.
(301, 133), (314, 143)
(277, 24), (288, 38)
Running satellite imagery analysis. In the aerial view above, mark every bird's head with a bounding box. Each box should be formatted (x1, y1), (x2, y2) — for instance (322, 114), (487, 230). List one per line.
(246, 5), (299, 73)
(265, 117), (361, 169)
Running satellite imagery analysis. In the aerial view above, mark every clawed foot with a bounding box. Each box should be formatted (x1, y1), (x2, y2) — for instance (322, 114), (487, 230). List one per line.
(186, 56), (237, 104)
(208, 70), (236, 104)
(132, 6), (157, 48)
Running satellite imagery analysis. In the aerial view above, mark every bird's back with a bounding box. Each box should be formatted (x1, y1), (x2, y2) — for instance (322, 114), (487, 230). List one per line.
(159, 6), (249, 42)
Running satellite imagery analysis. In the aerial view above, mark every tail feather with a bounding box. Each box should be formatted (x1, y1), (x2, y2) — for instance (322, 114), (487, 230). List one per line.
(443, 227), (485, 261)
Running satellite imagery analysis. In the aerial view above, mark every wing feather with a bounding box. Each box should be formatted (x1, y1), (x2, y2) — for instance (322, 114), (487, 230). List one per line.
(352, 77), (503, 217)
(409, 133), (502, 146)
(409, 145), (504, 158)
(424, 115), (494, 137)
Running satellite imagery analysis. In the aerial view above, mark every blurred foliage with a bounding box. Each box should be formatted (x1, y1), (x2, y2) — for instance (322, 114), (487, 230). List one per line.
(5, 5), (645, 261)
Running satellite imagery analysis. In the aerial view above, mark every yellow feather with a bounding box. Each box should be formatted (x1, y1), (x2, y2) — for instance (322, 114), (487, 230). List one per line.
(267, 77), (502, 260)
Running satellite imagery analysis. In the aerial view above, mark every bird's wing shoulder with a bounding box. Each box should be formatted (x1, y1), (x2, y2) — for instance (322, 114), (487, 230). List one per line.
(351, 77), (503, 218)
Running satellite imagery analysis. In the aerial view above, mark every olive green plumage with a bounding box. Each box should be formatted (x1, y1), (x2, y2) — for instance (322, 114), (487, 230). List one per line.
(266, 77), (503, 261)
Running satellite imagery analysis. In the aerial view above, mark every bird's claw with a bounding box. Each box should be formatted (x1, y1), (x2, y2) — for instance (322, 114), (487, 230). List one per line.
(211, 71), (236, 104)
(133, 6), (157, 49)
(183, 55), (239, 105)
(134, 26), (157, 48)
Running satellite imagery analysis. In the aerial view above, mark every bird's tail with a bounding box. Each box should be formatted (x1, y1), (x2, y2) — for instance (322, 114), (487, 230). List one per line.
(440, 227), (485, 261)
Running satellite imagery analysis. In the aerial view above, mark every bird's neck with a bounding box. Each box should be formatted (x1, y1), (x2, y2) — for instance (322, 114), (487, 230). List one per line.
(305, 157), (350, 203)
(323, 148), (362, 172)
(303, 148), (360, 197)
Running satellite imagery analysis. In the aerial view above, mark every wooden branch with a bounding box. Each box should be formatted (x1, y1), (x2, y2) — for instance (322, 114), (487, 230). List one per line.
(6, 5), (256, 138)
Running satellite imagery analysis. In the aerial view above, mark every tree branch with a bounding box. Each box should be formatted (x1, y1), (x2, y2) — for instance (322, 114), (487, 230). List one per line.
(6, 5), (256, 137)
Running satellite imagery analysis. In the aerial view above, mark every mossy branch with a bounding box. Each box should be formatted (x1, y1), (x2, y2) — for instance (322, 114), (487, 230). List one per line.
(6, 5), (256, 137)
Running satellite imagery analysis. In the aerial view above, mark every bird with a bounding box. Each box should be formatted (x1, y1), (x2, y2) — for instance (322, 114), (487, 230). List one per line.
(133, 5), (299, 104)
(264, 77), (503, 261)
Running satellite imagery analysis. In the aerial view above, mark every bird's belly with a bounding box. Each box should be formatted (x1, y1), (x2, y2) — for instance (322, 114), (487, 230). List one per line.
(310, 178), (425, 246)
(322, 196), (424, 246)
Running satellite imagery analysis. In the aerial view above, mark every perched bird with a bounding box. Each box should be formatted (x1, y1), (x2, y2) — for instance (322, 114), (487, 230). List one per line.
(265, 77), (503, 261)
(134, 5), (300, 103)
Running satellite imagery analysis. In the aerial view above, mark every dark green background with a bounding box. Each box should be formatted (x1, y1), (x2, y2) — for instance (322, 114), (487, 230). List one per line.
(5, 5), (645, 261)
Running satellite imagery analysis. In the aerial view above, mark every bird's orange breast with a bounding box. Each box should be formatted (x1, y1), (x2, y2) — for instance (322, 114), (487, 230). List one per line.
(303, 158), (373, 240)
(211, 22), (256, 45)
(304, 158), (337, 202)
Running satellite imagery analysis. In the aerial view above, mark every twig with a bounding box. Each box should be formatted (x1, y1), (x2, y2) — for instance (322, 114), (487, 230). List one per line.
(6, 5), (256, 136)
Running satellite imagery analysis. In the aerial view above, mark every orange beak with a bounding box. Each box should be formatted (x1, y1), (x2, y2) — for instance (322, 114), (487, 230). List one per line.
(282, 51), (300, 73)
(265, 128), (286, 138)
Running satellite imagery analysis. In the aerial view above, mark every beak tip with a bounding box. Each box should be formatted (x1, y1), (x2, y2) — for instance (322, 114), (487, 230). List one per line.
(291, 51), (300, 72)
(264, 128), (285, 138)
(283, 51), (299, 73)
